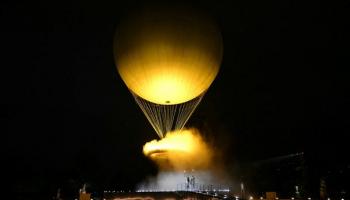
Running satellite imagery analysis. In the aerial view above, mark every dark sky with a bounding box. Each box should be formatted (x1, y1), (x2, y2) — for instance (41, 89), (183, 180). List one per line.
(2, 0), (349, 198)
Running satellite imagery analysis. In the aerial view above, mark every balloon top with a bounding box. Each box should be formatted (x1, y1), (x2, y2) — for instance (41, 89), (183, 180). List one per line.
(114, 6), (223, 105)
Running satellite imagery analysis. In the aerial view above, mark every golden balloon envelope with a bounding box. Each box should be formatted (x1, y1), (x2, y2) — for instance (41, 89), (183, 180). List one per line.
(114, 8), (223, 105)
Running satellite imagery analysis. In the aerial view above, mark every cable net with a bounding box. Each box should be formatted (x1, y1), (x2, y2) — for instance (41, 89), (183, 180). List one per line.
(132, 92), (205, 138)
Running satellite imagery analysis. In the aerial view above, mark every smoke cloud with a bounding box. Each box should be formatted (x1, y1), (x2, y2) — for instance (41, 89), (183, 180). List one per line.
(138, 127), (234, 191)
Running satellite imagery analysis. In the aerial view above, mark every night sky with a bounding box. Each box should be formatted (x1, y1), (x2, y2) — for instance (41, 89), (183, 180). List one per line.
(2, 0), (349, 199)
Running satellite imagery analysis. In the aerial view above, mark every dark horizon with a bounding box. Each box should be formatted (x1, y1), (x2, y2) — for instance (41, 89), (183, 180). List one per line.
(2, 0), (349, 199)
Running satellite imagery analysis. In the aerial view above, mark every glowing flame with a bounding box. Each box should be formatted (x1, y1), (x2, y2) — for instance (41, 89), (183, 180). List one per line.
(143, 128), (212, 170)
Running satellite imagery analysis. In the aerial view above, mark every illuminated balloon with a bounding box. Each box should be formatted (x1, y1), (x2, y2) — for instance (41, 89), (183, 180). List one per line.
(114, 6), (223, 138)
(114, 8), (223, 105)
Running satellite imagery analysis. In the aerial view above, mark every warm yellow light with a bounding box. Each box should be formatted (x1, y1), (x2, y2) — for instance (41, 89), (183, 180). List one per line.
(143, 130), (196, 155)
(114, 8), (223, 105)
(143, 128), (212, 170)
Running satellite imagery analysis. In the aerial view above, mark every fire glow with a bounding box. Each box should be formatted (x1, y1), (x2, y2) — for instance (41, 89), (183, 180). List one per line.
(143, 128), (212, 170)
